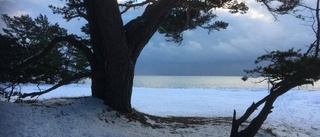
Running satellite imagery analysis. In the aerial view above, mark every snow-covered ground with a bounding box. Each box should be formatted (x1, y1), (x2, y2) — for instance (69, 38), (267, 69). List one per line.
(1, 83), (320, 137)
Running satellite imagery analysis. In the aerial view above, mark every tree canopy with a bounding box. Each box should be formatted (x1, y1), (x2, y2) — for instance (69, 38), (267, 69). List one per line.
(0, 0), (248, 103)
(0, 14), (89, 84)
(49, 0), (248, 43)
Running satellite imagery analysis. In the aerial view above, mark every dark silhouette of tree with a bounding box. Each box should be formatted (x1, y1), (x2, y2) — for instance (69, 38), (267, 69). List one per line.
(0, 14), (89, 84)
(0, 14), (90, 101)
(1, 0), (248, 113)
(0, 15), (89, 101)
(230, 0), (320, 136)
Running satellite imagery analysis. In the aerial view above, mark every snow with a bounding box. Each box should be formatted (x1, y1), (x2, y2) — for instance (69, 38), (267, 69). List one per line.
(1, 83), (320, 137)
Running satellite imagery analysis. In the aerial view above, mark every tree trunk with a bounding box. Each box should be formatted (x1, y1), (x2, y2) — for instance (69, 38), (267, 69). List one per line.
(230, 77), (311, 137)
(84, 0), (134, 113)
(104, 61), (135, 113)
(84, 0), (175, 113)
(91, 69), (106, 100)
(84, 0), (108, 101)
(90, 56), (134, 113)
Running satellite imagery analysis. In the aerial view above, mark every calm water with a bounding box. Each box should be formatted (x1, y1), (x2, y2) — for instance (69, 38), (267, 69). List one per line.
(133, 76), (320, 90)
(82, 76), (320, 90)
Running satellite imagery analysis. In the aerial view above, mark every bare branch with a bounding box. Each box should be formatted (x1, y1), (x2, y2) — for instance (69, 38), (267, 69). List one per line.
(119, 0), (155, 14)
(0, 82), (21, 102)
(311, 10), (317, 34)
(20, 72), (90, 98)
(315, 0), (320, 57)
(299, 3), (318, 11)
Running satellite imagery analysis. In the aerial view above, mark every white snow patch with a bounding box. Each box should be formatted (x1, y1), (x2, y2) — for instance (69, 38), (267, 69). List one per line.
(0, 84), (320, 137)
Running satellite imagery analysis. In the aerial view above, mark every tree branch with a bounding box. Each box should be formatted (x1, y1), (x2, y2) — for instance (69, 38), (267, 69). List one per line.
(12, 35), (94, 72)
(20, 72), (90, 98)
(49, 0), (88, 21)
(298, 3), (318, 11)
(315, 0), (320, 57)
(124, 0), (177, 60)
(75, 6), (88, 20)
(231, 74), (316, 136)
(119, 0), (155, 14)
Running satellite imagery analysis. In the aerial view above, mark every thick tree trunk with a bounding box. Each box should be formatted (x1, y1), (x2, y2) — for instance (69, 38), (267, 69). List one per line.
(104, 60), (135, 113)
(84, 0), (134, 113)
(84, 0), (176, 113)
(91, 69), (106, 100)
(90, 54), (135, 113)
(84, 0), (108, 100)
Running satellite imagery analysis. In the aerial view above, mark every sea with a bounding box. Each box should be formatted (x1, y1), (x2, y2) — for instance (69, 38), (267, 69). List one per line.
(133, 75), (320, 91)
(81, 76), (320, 91)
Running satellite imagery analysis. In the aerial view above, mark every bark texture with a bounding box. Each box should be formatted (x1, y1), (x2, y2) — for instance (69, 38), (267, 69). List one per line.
(84, 0), (176, 113)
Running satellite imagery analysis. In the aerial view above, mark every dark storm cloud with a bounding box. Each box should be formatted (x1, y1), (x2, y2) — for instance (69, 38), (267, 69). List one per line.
(135, 1), (314, 75)
(135, 60), (255, 76)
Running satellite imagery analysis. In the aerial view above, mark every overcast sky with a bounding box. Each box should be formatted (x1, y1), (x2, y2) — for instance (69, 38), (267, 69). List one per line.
(0, 0), (316, 76)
